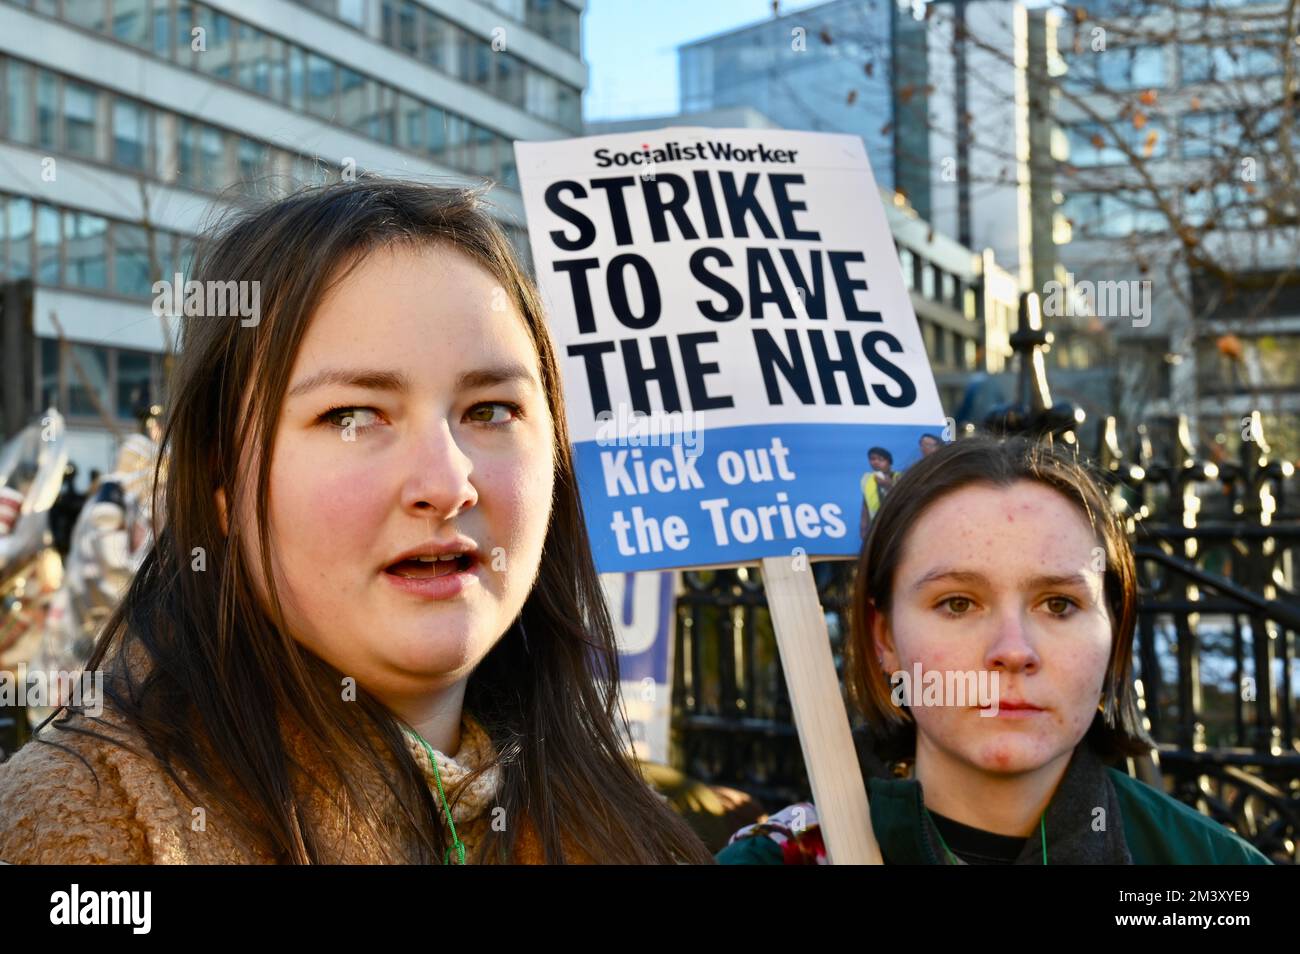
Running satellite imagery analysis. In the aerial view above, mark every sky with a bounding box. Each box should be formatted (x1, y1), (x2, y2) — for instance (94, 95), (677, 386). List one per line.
(582, 0), (832, 122)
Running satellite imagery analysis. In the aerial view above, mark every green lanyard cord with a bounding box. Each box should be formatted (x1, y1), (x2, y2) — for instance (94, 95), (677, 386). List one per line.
(930, 811), (1047, 866)
(408, 729), (467, 865)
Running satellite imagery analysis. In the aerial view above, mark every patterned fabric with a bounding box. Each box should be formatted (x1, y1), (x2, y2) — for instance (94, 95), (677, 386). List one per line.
(403, 713), (503, 862)
(725, 801), (827, 865)
(403, 714), (501, 828)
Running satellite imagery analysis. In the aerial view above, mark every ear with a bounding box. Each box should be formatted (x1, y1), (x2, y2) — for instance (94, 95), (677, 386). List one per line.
(215, 486), (229, 536)
(870, 603), (899, 674)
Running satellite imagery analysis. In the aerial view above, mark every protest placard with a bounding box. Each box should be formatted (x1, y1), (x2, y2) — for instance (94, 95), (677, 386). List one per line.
(517, 128), (948, 863)
(516, 128), (947, 573)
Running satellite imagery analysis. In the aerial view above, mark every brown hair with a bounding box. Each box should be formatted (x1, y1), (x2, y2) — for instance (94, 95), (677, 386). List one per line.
(845, 434), (1155, 764)
(47, 177), (713, 864)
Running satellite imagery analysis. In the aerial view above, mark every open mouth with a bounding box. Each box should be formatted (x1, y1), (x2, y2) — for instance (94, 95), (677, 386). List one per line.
(384, 553), (475, 579)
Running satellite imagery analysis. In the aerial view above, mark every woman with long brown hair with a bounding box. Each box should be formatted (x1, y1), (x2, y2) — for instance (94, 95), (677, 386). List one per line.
(0, 177), (713, 865)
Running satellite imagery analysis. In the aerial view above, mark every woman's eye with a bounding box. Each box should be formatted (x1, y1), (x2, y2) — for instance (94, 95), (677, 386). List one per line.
(466, 402), (521, 426)
(320, 406), (381, 429)
(939, 596), (973, 615)
(1044, 596), (1077, 616)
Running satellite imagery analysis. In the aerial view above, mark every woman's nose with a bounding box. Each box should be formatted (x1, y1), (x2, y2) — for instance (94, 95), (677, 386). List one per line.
(983, 608), (1040, 673)
(400, 418), (478, 520)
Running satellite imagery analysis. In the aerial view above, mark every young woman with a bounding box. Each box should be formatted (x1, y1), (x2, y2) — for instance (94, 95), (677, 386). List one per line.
(719, 436), (1271, 865)
(0, 178), (713, 865)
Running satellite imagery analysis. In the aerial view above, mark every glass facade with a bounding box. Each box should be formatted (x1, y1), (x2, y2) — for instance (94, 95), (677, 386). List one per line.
(677, 0), (897, 195)
(0, 190), (192, 300)
(6, 0), (564, 187)
(1063, 44), (1168, 92)
(34, 337), (166, 423)
(1065, 118), (1168, 166)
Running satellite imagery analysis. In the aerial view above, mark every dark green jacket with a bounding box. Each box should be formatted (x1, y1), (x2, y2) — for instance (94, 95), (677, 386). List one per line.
(717, 744), (1271, 865)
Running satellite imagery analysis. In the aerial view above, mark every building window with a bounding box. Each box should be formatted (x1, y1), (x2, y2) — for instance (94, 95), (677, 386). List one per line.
(1181, 37), (1282, 84)
(64, 210), (108, 290)
(62, 79), (99, 159)
(194, 8), (234, 80)
(357, 84), (396, 144)
(1181, 110), (1286, 160)
(64, 0), (107, 32)
(397, 93), (424, 152)
(420, 13), (450, 72)
(1065, 121), (1124, 167)
(1065, 45), (1166, 92)
(338, 0), (366, 28)
(37, 338), (167, 423)
(305, 53), (337, 120)
(4, 197), (34, 280)
(36, 203), (61, 284)
(1066, 118), (1167, 166)
(899, 246), (915, 291)
(496, 52), (524, 108)
(425, 104), (447, 157)
(36, 71), (59, 150)
(525, 71), (558, 123)
(1183, 181), (1266, 230)
(17, 0), (532, 188)
(174, 2), (196, 62)
(67, 343), (111, 418)
(236, 137), (271, 187)
(338, 67), (369, 129)
(111, 0), (151, 48)
(112, 98), (150, 170)
(40, 337), (60, 411)
(397, 0), (419, 55)
(460, 33), (492, 87)
(5, 60), (34, 145)
(236, 24), (284, 99)
(287, 46), (306, 111)
(437, 113), (465, 167)
(152, 0), (171, 58)
(153, 230), (178, 284)
(382, 0), (415, 56)
(112, 223), (152, 297)
(528, 0), (580, 55)
(557, 82), (580, 130)
(178, 119), (227, 192)
(1062, 190), (1166, 239)
(116, 350), (154, 419)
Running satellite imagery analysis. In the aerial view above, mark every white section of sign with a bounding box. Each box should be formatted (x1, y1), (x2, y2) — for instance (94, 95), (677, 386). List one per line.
(516, 128), (945, 443)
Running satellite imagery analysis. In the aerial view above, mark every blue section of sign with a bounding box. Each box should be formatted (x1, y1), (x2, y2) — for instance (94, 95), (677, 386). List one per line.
(616, 571), (674, 685)
(575, 421), (946, 573)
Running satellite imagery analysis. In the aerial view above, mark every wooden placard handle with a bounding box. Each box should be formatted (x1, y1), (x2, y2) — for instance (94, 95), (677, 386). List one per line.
(760, 556), (882, 864)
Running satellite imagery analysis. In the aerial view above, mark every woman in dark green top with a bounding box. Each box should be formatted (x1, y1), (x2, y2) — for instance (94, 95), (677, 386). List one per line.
(718, 436), (1271, 865)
